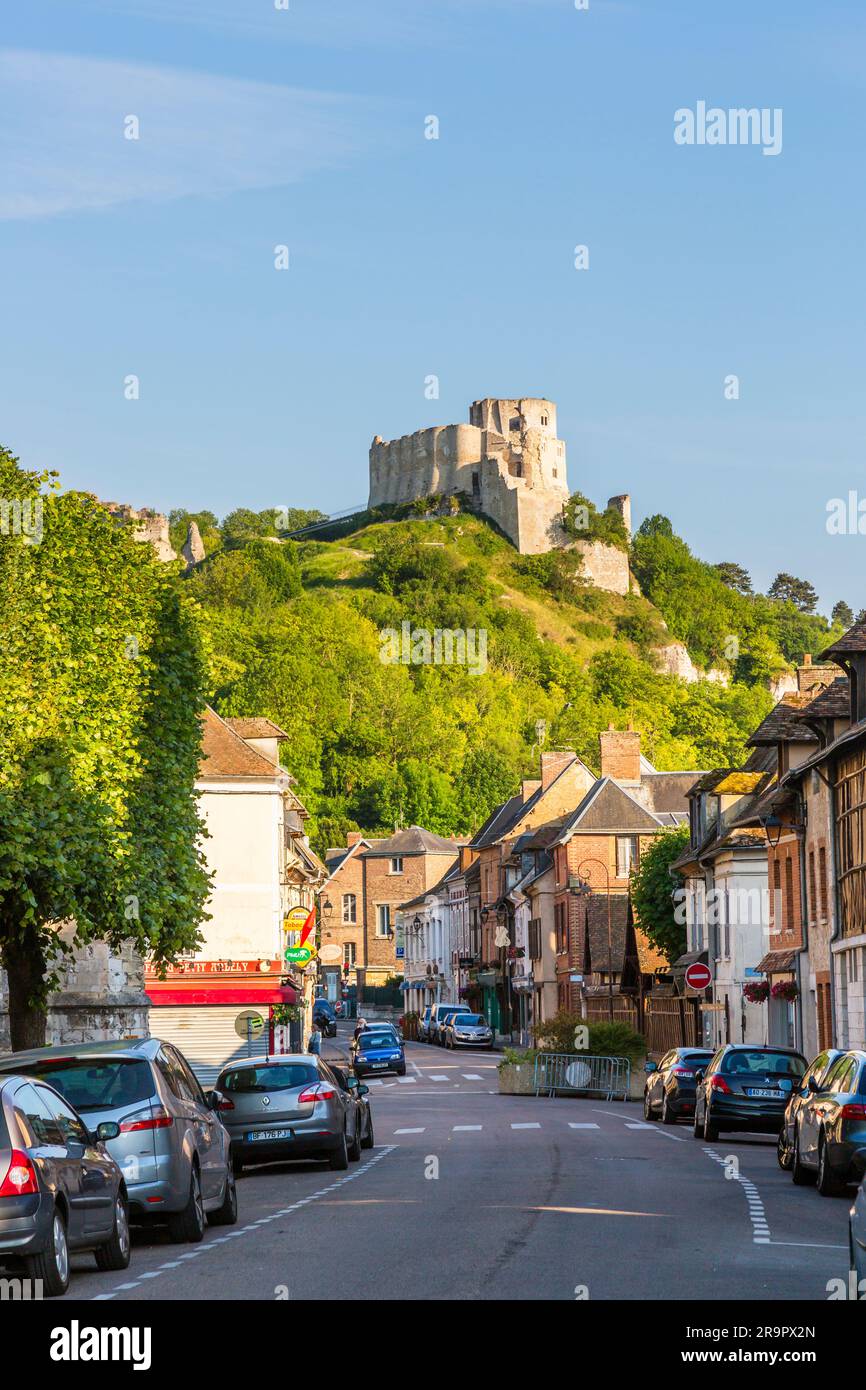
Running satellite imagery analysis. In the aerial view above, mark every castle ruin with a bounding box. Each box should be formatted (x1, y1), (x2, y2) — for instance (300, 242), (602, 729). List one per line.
(369, 397), (630, 571)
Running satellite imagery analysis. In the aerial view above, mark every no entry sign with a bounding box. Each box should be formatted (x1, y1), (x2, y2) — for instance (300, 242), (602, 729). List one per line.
(685, 961), (712, 991)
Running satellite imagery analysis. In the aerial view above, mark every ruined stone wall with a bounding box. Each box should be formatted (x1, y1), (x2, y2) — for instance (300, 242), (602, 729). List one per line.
(573, 539), (630, 595)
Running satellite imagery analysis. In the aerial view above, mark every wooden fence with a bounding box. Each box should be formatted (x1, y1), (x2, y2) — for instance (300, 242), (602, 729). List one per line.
(585, 995), (702, 1054)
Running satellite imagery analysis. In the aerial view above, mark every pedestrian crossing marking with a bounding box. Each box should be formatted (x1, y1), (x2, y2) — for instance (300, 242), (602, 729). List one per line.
(462, 1074), (482, 1080)
(625, 1122), (653, 1129)
(394, 1127), (425, 1134)
(453, 1124), (482, 1131)
(429, 1074), (449, 1081)
(397, 1076), (416, 1084)
(569, 1122), (600, 1129)
(511, 1122), (541, 1129)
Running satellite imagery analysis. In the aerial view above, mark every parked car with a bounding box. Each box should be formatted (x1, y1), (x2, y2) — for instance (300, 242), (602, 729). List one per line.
(362, 1022), (403, 1042)
(850, 1170), (866, 1291)
(312, 1000), (338, 1038)
(788, 1049), (866, 1194)
(443, 1013), (494, 1050)
(692, 1044), (807, 1142)
(213, 1055), (361, 1174)
(418, 1007), (434, 1043)
(430, 1003), (473, 1046)
(352, 1030), (406, 1077)
(0, 1073), (129, 1296)
(0, 1038), (237, 1242)
(643, 1048), (713, 1125)
(330, 1065), (375, 1154)
(777, 1048), (844, 1171)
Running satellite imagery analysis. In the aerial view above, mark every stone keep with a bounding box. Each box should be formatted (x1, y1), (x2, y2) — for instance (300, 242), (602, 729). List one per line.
(369, 397), (571, 555)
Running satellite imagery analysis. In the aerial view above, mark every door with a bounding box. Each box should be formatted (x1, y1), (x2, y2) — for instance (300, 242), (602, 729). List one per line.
(164, 1046), (225, 1202)
(10, 1083), (84, 1239)
(42, 1086), (115, 1238)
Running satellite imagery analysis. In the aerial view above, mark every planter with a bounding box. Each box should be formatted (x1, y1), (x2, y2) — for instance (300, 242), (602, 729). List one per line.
(497, 1063), (538, 1096)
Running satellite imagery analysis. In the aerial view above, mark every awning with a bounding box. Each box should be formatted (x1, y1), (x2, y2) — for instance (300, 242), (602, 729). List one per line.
(756, 950), (798, 974)
(146, 981), (298, 1007)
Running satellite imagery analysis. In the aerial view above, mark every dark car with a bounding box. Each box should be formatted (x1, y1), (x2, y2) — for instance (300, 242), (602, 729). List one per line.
(330, 1065), (375, 1155)
(643, 1048), (713, 1125)
(850, 1171), (866, 1292)
(352, 1030), (406, 1078)
(692, 1044), (807, 1142)
(777, 1048), (844, 1171)
(213, 1056), (362, 1174)
(0, 1073), (130, 1296)
(789, 1049), (866, 1195)
(312, 1000), (338, 1038)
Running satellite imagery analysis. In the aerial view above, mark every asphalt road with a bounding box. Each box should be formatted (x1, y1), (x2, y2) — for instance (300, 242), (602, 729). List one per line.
(68, 1026), (853, 1302)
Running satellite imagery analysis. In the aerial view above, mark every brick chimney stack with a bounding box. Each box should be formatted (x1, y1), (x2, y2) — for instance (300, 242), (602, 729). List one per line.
(540, 750), (576, 791)
(599, 725), (641, 785)
(346, 832), (364, 847)
(521, 779), (542, 803)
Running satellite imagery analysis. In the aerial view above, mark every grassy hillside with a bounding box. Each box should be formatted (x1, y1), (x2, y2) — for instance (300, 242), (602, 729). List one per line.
(179, 504), (844, 854)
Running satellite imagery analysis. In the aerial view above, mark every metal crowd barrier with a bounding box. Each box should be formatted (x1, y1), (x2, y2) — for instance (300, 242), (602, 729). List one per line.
(533, 1052), (631, 1101)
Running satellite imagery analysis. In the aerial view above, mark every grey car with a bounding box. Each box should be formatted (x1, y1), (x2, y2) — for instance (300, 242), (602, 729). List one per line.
(212, 1055), (363, 1174)
(0, 1037), (237, 1243)
(0, 1073), (130, 1296)
(443, 1013), (494, 1050)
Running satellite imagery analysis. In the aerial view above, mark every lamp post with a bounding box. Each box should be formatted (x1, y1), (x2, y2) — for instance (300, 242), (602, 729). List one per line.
(574, 857), (614, 1023)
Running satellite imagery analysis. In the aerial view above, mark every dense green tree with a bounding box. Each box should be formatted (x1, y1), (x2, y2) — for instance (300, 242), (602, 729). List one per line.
(832, 600), (854, 629)
(767, 572), (818, 614)
(630, 825), (691, 965)
(714, 561), (753, 595)
(0, 447), (211, 1048)
(168, 508), (221, 556)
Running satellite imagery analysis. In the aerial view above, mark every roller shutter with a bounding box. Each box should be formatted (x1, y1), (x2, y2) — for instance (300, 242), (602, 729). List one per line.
(149, 1006), (271, 1087)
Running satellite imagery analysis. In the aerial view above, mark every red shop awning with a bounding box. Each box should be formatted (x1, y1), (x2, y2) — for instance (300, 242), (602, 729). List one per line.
(146, 980), (298, 1008)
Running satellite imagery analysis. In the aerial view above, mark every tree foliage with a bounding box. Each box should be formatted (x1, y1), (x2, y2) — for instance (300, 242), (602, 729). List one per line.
(630, 825), (690, 965)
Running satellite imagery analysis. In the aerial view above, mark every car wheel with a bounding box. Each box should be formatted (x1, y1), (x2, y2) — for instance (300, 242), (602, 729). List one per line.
(703, 1108), (719, 1143)
(643, 1089), (655, 1122)
(208, 1168), (239, 1226)
(791, 1127), (813, 1186)
(94, 1193), (131, 1272)
(396, 1064), (406, 1076)
(24, 1205), (70, 1297)
(661, 1094), (676, 1126)
(348, 1122), (362, 1162)
(361, 1115), (374, 1150)
(816, 1135), (842, 1197)
(777, 1127), (793, 1171)
(167, 1166), (206, 1243)
(232, 1151), (244, 1179)
(328, 1128), (349, 1171)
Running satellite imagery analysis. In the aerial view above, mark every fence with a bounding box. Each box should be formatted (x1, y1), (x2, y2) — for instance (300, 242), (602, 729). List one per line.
(533, 1052), (631, 1101)
(358, 983), (404, 1008)
(584, 995), (702, 1053)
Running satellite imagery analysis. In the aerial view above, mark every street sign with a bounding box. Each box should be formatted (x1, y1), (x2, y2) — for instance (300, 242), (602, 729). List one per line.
(319, 944), (341, 964)
(284, 946), (313, 965)
(234, 1009), (265, 1040)
(685, 962), (712, 991)
(284, 906), (310, 933)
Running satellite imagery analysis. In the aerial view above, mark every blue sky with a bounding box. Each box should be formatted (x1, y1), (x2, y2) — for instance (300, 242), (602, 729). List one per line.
(1, 0), (864, 611)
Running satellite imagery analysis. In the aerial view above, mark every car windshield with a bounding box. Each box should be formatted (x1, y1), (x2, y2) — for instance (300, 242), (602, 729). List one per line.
(455, 1016), (486, 1026)
(680, 1052), (712, 1065)
(220, 1064), (319, 1093)
(358, 1034), (398, 1051)
(8, 1057), (154, 1113)
(720, 1050), (806, 1078)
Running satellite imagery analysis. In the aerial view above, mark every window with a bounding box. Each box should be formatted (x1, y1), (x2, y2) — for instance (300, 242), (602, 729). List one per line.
(772, 859), (782, 929)
(343, 942), (357, 967)
(44, 1090), (89, 1146)
(342, 893), (357, 924)
(784, 857), (794, 933)
(541, 414), (548, 426)
(376, 904), (391, 938)
(818, 845), (828, 922)
(616, 836), (639, 878)
(12, 1084), (61, 1147)
(555, 900), (568, 954)
(808, 851), (816, 928)
(528, 919), (541, 961)
(389, 857), (403, 875)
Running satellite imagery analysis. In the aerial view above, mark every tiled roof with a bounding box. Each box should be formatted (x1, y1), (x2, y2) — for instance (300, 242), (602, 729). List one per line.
(746, 694), (818, 746)
(361, 826), (462, 858)
(557, 778), (664, 839)
(802, 676), (850, 721)
(638, 771), (706, 814)
(470, 794), (526, 849)
(224, 717), (289, 740)
(199, 707), (284, 779)
(819, 619), (866, 659)
(635, 926), (669, 974)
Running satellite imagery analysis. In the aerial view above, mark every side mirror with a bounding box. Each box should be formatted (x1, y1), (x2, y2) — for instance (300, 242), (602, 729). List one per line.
(644, 1062), (658, 1074)
(807, 1075), (820, 1094)
(95, 1121), (120, 1143)
(346, 1075), (358, 1090)
(358, 1085), (370, 1097)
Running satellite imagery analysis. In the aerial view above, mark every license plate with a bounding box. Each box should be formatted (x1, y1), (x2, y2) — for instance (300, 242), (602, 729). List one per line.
(370, 1062), (387, 1069)
(746, 1088), (781, 1099)
(247, 1128), (292, 1141)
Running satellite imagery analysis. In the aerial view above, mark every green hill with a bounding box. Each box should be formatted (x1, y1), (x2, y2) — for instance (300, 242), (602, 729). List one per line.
(180, 503), (845, 854)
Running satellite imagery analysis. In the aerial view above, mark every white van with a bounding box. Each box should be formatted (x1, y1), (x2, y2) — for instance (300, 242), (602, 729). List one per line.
(429, 1002), (473, 1046)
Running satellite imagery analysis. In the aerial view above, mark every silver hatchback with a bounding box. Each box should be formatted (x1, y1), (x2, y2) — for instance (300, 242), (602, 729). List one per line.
(213, 1056), (363, 1174)
(0, 1037), (237, 1243)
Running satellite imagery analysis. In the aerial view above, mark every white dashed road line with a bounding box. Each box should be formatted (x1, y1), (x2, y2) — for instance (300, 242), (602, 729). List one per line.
(511, 1122), (541, 1130)
(569, 1122), (600, 1129)
(395, 1127), (425, 1134)
(453, 1125), (483, 1132)
(703, 1146), (772, 1244)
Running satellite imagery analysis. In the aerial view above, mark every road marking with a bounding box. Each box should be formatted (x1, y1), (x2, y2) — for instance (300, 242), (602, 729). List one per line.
(397, 1076), (416, 1084)
(703, 1147), (771, 1244)
(453, 1125), (483, 1131)
(625, 1122), (653, 1130)
(394, 1127), (425, 1134)
(511, 1122), (541, 1130)
(568, 1122), (600, 1129)
(429, 1075), (449, 1082)
(769, 1240), (848, 1250)
(462, 1074), (482, 1080)
(92, 1145), (398, 1300)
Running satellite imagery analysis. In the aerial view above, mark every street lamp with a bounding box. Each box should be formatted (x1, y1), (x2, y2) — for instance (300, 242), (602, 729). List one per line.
(322, 898), (333, 920)
(573, 858), (615, 1023)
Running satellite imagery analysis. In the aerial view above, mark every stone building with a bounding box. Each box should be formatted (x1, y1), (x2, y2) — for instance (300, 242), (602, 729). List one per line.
(102, 501), (177, 562)
(369, 395), (630, 568)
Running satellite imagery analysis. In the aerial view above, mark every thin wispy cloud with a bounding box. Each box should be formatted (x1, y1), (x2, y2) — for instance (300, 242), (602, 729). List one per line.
(0, 49), (386, 220)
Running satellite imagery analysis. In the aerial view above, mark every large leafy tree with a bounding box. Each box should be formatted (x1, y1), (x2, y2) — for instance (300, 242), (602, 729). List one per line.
(630, 825), (691, 965)
(0, 447), (211, 1048)
(767, 572), (818, 614)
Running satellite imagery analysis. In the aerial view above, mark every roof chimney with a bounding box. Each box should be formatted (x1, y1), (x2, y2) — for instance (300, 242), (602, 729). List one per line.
(802, 653), (812, 667)
(346, 832), (363, 847)
(599, 727), (641, 785)
(540, 750), (577, 791)
(521, 778), (542, 803)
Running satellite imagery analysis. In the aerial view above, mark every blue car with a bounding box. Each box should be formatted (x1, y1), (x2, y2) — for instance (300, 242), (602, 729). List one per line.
(352, 1031), (406, 1078)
